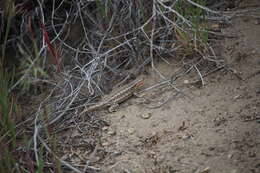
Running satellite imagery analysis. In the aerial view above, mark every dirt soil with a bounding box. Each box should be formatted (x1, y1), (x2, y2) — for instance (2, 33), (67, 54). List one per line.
(92, 2), (260, 173)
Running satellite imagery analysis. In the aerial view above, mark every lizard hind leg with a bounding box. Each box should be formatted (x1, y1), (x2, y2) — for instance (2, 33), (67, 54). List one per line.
(108, 103), (119, 113)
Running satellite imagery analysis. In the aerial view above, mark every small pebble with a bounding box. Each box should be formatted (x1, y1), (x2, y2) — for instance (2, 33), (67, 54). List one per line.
(140, 112), (152, 119)
(102, 126), (109, 131)
(256, 88), (260, 94)
(248, 151), (256, 157)
(156, 155), (165, 163)
(184, 80), (189, 84)
(231, 170), (237, 173)
(107, 129), (116, 135)
(200, 167), (210, 173)
(208, 146), (215, 151)
(233, 94), (242, 100)
(128, 128), (135, 134)
(254, 20), (260, 25)
(228, 153), (233, 159)
(255, 163), (260, 168)
(102, 142), (110, 146)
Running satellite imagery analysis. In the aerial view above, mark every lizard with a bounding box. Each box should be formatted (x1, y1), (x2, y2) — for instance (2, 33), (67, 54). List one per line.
(79, 77), (144, 115)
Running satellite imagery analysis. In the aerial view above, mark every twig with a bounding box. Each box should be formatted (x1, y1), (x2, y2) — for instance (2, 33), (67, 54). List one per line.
(38, 137), (84, 173)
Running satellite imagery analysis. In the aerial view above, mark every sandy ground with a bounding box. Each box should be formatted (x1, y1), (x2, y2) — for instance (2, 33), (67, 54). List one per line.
(94, 2), (260, 173)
